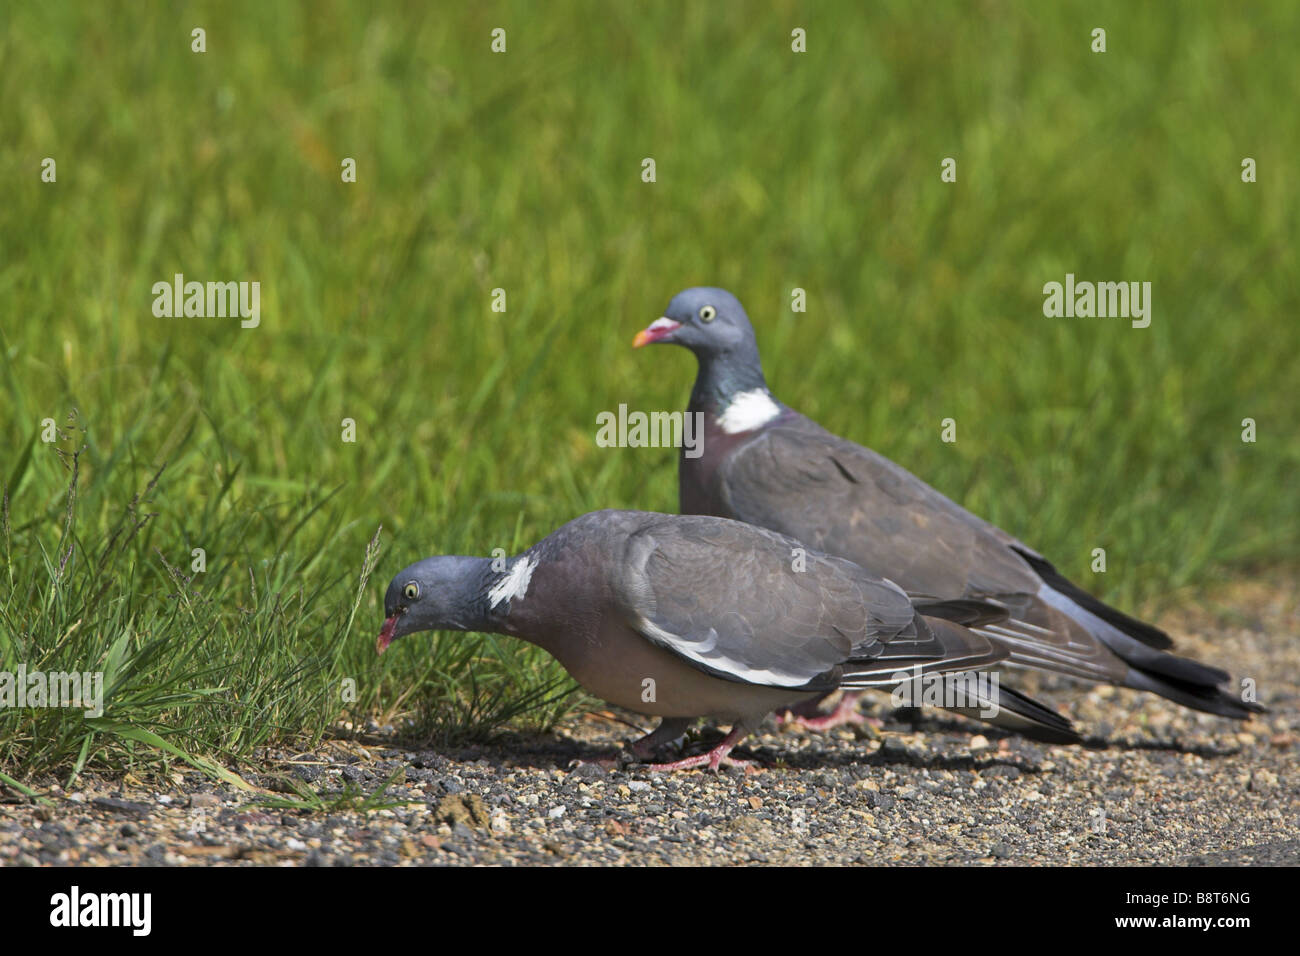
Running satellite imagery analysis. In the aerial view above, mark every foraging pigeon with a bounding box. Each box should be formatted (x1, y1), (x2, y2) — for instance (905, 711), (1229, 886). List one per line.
(634, 287), (1262, 720)
(377, 511), (1077, 771)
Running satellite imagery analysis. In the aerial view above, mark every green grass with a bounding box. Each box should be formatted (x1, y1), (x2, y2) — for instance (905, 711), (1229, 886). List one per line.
(252, 765), (418, 814)
(1, 1), (1297, 784)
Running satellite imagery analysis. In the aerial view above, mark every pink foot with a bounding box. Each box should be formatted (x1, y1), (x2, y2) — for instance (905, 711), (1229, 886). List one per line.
(778, 692), (876, 731)
(642, 724), (761, 773)
(627, 716), (694, 760)
(644, 751), (758, 773)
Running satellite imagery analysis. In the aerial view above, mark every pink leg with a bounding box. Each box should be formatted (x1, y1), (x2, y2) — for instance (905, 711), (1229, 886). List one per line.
(777, 692), (877, 731)
(643, 723), (759, 773)
(627, 717), (694, 760)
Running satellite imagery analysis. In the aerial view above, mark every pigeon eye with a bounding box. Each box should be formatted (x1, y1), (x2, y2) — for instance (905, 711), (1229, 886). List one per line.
(699, 305), (717, 322)
(403, 582), (419, 601)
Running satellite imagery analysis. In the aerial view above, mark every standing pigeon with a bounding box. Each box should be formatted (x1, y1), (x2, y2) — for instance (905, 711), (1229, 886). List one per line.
(634, 287), (1261, 720)
(377, 511), (1077, 771)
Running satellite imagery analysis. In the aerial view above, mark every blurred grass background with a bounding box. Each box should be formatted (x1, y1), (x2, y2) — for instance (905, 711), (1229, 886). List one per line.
(1, 1), (1296, 783)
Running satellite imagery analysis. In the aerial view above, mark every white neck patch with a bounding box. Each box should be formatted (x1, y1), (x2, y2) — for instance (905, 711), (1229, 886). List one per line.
(717, 388), (780, 434)
(488, 555), (538, 609)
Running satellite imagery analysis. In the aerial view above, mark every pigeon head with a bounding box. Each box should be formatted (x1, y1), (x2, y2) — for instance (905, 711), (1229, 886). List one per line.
(377, 555), (492, 653)
(633, 287), (756, 357)
(634, 287), (768, 406)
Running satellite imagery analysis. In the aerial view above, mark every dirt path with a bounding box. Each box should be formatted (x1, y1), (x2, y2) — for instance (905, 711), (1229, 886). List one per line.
(2, 574), (1295, 866)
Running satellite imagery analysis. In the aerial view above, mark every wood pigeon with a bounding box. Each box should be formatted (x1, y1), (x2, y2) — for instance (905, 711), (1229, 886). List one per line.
(634, 287), (1262, 722)
(378, 511), (1077, 771)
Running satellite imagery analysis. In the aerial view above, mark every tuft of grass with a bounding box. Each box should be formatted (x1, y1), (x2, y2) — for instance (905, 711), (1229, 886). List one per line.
(252, 765), (418, 815)
(0, 425), (574, 787)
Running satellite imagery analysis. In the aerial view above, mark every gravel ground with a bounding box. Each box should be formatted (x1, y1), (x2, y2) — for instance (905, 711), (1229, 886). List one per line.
(2, 574), (1296, 866)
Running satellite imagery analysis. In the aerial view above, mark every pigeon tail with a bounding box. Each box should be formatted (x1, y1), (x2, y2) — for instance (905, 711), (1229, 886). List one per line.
(1121, 668), (1266, 719)
(1013, 547), (1173, 649)
(944, 684), (1083, 745)
(1031, 566), (1265, 719)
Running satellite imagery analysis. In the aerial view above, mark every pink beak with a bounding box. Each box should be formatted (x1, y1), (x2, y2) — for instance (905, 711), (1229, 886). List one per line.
(633, 317), (681, 348)
(376, 615), (398, 654)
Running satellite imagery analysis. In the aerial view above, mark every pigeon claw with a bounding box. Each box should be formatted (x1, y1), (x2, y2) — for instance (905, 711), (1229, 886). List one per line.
(641, 724), (760, 773)
(777, 692), (872, 732)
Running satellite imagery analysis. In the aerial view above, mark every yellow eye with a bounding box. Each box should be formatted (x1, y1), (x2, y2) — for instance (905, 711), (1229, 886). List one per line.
(699, 305), (717, 322)
(403, 582), (419, 601)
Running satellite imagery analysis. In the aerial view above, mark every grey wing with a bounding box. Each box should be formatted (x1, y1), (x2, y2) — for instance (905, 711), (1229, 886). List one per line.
(718, 421), (1037, 598)
(717, 421), (1133, 683)
(610, 516), (921, 691)
(837, 615), (1010, 688)
(716, 421), (1260, 718)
